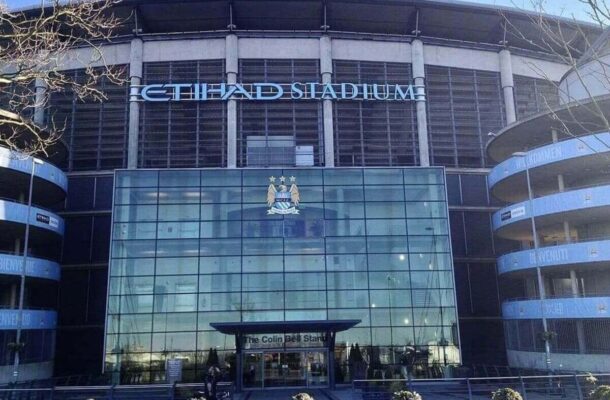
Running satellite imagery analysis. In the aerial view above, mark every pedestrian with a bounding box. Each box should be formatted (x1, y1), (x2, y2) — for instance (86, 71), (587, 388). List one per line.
(208, 364), (221, 398)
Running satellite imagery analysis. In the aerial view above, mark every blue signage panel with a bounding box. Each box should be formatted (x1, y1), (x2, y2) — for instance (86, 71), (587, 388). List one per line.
(489, 132), (610, 189)
(498, 239), (610, 275)
(492, 184), (610, 231)
(0, 254), (60, 280)
(0, 309), (57, 330)
(0, 147), (68, 192)
(503, 297), (610, 320)
(0, 199), (65, 235)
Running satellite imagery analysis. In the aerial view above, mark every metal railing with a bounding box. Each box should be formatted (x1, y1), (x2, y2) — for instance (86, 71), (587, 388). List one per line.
(352, 373), (610, 400)
(0, 382), (234, 400)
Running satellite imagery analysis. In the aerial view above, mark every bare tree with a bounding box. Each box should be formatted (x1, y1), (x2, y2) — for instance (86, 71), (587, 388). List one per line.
(0, 0), (126, 157)
(500, 1), (610, 145)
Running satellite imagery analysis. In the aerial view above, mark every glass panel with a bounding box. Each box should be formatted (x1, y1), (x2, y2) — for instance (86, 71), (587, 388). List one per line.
(159, 170), (200, 187)
(324, 202), (364, 219)
(156, 257), (199, 275)
(243, 255), (283, 273)
(403, 169), (443, 184)
(364, 186), (405, 201)
(243, 353), (263, 389)
(325, 254), (366, 271)
(324, 169), (363, 185)
(199, 256), (241, 274)
(368, 254), (409, 271)
(363, 169), (403, 185)
(407, 219), (449, 235)
(405, 202), (447, 218)
(285, 291), (327, 309)
(285, 255), (325, 272)
(365, 202), (405, 219)
(366, 220), (407, 236)
(324, 186), (364, 202)
(404, 185), (446, 201)
(307, 351), (328, 387)
(158, 204), (199, 221)
(201, 170), (242, 187)
(158, 187), (201, 204)
(115, 188), (158, 205)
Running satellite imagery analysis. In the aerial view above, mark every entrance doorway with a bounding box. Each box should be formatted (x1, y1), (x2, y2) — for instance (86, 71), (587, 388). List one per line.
(242, 350), (328, 389)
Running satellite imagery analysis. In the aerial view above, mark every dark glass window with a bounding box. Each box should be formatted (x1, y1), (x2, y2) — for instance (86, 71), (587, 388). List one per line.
(92, 215), (111, 262)
(62, 216), (93, 264)
(58, 269), (90, 325)
(333, 61), (417, 166)
(583, 320), (610, 353)
(426, 66), (505, 168)
(140, 60), (226, 168)
(66, 177), (95, 211)
(48, 67), (129, 171)
(238, 59), (322, 167)
(548, 319), (579, 354)
(445, 174), (461, 206)
(463, 212), (493, 257)
(514, 75), (560, 119)
(94, 176), (114, 210)
(449, 211), (466, 257)
(460, 174), (489, 207)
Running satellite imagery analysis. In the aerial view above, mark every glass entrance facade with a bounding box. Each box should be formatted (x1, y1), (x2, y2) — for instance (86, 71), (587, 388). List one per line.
(243, 350), (328, 389)
(104, 167), (459, 384)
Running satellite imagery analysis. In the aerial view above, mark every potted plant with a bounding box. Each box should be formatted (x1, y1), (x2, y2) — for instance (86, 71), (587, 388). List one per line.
(293, 393), (315, 400)
(491, 388), (523, 400)
(585, 372), (610, 400)
(392, 390), (422, 400)
(590, 386), (610, 400)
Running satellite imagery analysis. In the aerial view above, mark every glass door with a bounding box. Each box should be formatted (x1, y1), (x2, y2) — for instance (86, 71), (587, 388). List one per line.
(243, 352), (263, 389)
(242, 350), (329, 389)
(306, 351), (328, 387)
(263, 352), (284, 388)
(283, 352), (307, 387)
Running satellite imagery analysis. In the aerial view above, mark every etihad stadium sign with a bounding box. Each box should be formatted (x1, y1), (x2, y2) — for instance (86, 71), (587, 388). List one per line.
(133, 82), (425, 102)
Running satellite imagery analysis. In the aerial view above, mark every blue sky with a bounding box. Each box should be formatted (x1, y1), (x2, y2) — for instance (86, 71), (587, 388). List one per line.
(3, 0), (596, 23)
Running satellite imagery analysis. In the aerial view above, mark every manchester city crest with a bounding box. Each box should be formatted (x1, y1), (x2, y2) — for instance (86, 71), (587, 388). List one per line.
(267, 175), (300, 215)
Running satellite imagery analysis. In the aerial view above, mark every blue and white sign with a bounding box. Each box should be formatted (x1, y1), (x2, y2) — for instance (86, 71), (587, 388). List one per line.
(0, 309), (57, 330)
(134, 82), (425, 102)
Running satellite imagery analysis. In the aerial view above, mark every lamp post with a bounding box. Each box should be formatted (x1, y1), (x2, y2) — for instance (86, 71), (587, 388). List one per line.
(512, 151), (552, 373)
(12, 156), (44, 382)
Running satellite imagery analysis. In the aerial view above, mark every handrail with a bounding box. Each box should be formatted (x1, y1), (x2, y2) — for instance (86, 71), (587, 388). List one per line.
(0, 196), (62, 215)
(353, 372), (610, 383)
(504, 293), (610, 302)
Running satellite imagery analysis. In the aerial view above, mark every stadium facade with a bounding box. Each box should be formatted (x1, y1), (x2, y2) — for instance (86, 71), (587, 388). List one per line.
(0, 0), (608, 388)
(488, 30), (610, 373)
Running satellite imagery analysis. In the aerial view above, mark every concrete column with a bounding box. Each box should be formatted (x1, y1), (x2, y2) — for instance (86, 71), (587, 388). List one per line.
(34, 78), (47, 126)
(226, 34), (238, 168)
(9, 284), (17, 307)
(570, 270), (579, 297)
(128, 38), (143, 169)
(563, 221), (571, 243)
(320, 35), (334, 167)
(570, 270), (587, 353)
(411, 39), (430, 166)
(499, 49), (516, 125)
